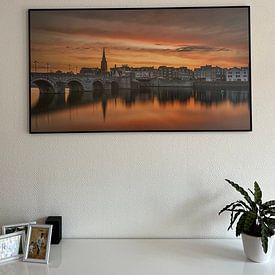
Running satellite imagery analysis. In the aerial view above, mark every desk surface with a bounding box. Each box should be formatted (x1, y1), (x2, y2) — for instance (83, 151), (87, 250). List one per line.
(0, 239), (274, 275)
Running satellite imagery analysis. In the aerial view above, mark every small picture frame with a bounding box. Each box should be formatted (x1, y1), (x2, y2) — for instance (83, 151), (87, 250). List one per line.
(23, 224), (52, 264)
(0, 231), (25, 264)
(2, 221), (36, 235)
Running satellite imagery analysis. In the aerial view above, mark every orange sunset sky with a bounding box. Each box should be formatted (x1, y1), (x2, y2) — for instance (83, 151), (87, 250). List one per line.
(30, 8), (250, 72)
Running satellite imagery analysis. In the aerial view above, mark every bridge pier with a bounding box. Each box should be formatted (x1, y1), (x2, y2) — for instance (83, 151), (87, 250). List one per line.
(104, 82), (112, 90)
(55, 93), (66, 106)
(55, 82), (65, 93)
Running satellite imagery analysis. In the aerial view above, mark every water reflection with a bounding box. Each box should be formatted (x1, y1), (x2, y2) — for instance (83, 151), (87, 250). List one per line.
(194, 87), (249, 107)
(32, 87), (249, 114)
(31, 86), (250, 132)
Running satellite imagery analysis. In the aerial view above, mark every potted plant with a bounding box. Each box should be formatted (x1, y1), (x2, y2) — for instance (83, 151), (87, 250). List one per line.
(219, 179), (275, 263)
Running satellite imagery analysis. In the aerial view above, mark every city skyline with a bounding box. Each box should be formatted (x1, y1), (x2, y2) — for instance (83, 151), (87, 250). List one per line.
(31, 57), (249, 74)
(30, 8), (250, 72)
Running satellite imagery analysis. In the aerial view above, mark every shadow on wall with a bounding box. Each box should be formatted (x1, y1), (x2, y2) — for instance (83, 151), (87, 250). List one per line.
(163, 180), (222, 238)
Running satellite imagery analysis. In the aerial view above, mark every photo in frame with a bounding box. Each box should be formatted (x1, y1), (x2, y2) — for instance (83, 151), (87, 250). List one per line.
(2, 222), (36, 255)
(29, 7), (251, 133)
(2, 221), (37, 235)
(0, 231), (25, 264)
(23, 224), (52, 264)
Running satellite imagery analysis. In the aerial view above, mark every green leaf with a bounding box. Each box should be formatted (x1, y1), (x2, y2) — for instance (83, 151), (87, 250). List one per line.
(254, 181), (262, 204)
(248, 188), (254, 197)
(264, 208), (275, 216)
(263, 200), (275, 207)
(264, 218), (275, 229)
(227, 211), (242, 231)
(244, 211), (257, 232)
(222, 209), (246, 215)
(219, 201), (238, 215)
(261, 223), (269, 253)
(236, 213), (247, 236)
(219, 201), (247, 217)
(225, 179), (256, 210)
(229, 205), (235, 226)
(228, 204), (238, 230)
(237, 200), (251, 211)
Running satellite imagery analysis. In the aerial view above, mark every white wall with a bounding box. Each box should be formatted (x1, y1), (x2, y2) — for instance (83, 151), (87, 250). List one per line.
(0, 0), (275, 238)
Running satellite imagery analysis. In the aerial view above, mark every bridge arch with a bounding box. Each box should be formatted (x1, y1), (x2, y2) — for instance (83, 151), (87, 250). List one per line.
(93, 80), (104, 91)
(32, 79), (55, 94)
(67, 79), (84, 92)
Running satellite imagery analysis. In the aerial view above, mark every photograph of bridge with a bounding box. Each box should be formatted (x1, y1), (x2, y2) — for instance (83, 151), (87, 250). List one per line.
(29, 7), (251, 132)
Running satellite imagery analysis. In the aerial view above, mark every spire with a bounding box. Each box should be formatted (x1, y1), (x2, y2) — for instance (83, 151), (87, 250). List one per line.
(101, 47), (107, 74)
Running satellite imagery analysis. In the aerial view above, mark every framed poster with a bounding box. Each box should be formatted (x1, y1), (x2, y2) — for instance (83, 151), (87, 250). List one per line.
(29, 6), (251, 133)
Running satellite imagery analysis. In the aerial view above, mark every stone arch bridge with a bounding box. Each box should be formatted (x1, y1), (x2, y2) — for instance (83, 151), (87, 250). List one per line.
(31, 72), (139, 94)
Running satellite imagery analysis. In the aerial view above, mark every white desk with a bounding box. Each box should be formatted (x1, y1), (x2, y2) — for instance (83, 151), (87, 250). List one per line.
(0, 239), (274, 275)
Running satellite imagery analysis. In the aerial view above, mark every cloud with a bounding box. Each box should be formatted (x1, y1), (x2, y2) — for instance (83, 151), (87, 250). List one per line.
(30, 8), (249, 50)
(176, 45), (231, 53)
(65, 45), (92, 51)
(35, 8), (248, 32)
(30, 8), (249, 70)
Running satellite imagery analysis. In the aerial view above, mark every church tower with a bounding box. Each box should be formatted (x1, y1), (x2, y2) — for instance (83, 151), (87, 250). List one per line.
(101, 48), (108, 74)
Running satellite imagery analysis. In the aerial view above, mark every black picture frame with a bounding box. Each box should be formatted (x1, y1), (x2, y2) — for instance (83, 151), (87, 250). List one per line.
(29, 6), (252, 133)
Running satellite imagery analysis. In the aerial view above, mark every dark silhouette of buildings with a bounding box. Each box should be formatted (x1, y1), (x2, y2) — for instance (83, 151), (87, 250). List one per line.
(80, 67), (101, 76)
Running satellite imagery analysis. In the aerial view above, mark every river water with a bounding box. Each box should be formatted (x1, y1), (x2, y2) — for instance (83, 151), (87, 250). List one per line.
(30, 85), (251, 132)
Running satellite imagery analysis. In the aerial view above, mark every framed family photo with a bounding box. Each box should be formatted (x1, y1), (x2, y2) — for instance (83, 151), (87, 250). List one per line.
(2, 221), (36, 256)
(29, 6), (251, 133)
(24, 224), (52, 264)
(0, 231), (25, 264)
(2, 221), (36, 235)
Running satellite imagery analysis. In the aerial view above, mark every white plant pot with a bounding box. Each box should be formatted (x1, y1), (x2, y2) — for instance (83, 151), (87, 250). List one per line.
(241, 233), (275, 263)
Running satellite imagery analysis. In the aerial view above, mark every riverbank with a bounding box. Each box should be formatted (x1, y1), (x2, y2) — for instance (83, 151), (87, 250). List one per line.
(138, 79), (249, 88)
(194, 81), (249, 88)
